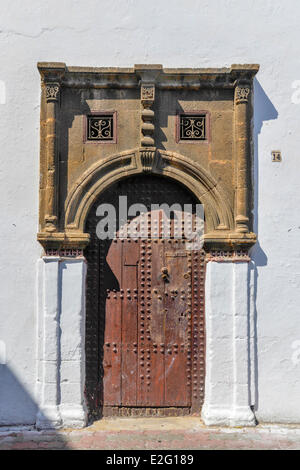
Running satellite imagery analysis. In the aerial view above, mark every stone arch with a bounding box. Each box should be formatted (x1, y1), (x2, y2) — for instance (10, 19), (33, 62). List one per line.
(64, 148), (234, 236)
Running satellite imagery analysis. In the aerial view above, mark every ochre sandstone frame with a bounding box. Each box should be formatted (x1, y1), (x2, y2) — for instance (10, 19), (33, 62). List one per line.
(37, 63), (259, 255)
(36, 62), (260, 429)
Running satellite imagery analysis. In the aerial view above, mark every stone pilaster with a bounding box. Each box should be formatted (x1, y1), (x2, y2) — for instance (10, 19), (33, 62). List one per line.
(36, 257), (62, 429)
(36, 255), (87, 429)
(202, 255), (255, 426)
(38, 62), (66, 234)
(44, 82), (60, 232)
(234, 84), (251, 233)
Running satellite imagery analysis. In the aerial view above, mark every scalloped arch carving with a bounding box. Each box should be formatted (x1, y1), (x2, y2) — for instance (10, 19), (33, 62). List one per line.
(64, 148), (234, 235)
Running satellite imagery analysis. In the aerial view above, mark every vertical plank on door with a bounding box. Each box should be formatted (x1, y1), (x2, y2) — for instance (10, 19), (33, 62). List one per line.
(103, 239), (122, 405)
(164, 239), (191, 406)
(121, 238), (139, 405)
(137, 238), (165, 406)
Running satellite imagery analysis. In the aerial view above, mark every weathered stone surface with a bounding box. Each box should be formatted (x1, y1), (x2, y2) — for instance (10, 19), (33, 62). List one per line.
(37, 63), (258, 252)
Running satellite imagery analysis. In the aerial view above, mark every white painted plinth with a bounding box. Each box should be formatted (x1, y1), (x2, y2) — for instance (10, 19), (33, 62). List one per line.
(201, 260), (256, 427)
(36, 257), (87, 429)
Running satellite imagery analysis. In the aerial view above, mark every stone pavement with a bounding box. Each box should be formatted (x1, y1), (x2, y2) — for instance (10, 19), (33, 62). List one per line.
(1, 417), (300, 450)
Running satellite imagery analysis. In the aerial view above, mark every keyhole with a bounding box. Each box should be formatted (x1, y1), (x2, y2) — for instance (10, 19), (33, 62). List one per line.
(161, 266), (169, 281)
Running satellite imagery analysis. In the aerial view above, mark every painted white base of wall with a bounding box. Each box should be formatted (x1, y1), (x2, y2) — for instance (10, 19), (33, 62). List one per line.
(202, 261), (255, 427)
(36, 256), (255, 429)
(36, 257), (87, 429)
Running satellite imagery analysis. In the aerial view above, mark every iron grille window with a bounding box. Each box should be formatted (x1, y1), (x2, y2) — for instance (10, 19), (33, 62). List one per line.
(87, 114), (114, 141)
(179, 114), (206, 141)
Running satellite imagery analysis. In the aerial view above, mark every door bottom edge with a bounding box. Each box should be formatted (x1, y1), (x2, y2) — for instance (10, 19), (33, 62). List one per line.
(102, 406), (195, 417)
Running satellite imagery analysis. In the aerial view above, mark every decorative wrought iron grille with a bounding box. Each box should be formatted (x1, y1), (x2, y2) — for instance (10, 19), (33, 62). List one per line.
(87, 114), (114, 141)
(179, 114), (206, 141)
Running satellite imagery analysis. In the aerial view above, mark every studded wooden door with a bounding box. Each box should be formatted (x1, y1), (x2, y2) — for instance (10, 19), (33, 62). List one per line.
(85, 175), (205, 418)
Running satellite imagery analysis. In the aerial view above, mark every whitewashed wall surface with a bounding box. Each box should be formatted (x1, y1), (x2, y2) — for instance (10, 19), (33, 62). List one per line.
(0, 0), (300, 426)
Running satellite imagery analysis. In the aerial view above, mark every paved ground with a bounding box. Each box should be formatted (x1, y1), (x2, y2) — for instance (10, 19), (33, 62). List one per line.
(1, 417), (300, 450)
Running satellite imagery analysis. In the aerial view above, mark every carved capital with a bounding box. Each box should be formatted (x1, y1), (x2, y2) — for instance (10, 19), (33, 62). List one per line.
(141, 84), (155, 103)
(235, 86), (250, 104)
(45, 83), (60, 102)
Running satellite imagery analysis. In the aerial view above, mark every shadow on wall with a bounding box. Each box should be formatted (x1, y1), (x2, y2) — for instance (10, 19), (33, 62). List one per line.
(0, 365), (69, 449)
(252, 78), (278, 240)
(249, 78), (278, 414)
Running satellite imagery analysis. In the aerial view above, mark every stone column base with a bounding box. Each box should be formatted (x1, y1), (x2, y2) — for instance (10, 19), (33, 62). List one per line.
(59, 404), (87, 429)
(202, 405), (256, 427)
(36, 406), (62, 430)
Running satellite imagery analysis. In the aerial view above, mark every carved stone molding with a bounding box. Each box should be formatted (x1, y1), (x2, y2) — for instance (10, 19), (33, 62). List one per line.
(62, 148), (234, 232)
(37, 144), (258, 251)
(45, 248), (84, 257)
(39, 63), (258, 89)
(37, 231), (90, 251)
(36, 147), (257, 252)
(206, 250), (251, 263)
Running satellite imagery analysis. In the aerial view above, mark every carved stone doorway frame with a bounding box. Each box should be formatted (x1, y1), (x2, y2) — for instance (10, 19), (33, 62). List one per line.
(36, 63), (259, 428)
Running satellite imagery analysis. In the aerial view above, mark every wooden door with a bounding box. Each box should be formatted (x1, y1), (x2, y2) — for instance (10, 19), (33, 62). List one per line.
(85, 175), (205, 418)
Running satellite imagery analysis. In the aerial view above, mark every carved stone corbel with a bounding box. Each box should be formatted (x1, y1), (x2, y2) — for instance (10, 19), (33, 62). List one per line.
(135, 65), (162, 148)
(140, 84), (155, 146)
(139, 147), (156, 172)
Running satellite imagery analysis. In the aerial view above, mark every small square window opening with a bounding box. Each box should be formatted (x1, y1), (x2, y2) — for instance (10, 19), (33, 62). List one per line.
(87, 114), (115, 142)
(176, 111), (209, 143)
(179, 114), (206, 141)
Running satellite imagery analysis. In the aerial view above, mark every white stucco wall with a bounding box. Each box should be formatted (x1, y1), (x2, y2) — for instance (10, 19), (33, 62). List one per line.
(0, 0), (299, 424)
